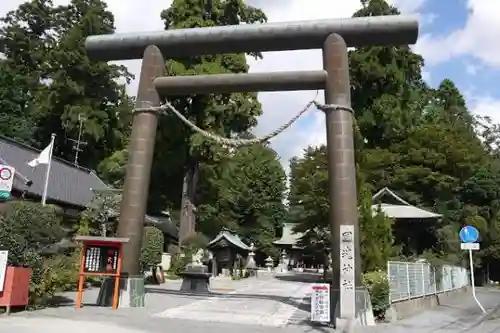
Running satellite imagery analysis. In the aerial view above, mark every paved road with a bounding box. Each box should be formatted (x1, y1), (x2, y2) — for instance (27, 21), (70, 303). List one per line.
(354, 287), (500, 333)
(154, 274), (311, 326)
(0, 273), (314, 333)
(1, 273), (500, 333)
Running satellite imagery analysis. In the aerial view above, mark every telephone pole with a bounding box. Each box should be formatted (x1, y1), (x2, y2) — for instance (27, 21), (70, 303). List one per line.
(68, 114), (87, 165)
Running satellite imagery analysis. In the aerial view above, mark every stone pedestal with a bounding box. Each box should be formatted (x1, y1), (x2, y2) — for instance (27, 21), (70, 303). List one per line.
(265, 256), (273, 273)
(330, 287), (375, 328)
(179, 264), (211, 293)
(96, 276), (145, 308)
(278, 250), (288, 273)
(245, 248), (257, 277)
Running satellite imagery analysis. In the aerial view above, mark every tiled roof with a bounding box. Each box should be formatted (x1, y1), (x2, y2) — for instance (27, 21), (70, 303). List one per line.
(0, 136), (179, 240)
(372, 187), (442, 219)
(276, 188), (441, 246)
(372, 187), (411, 206)
(208, 230), (252, 251)
(109, 209), (179, 240)
(372, 203), (442, 219)
(146, 215), (179, 240)
(273, 223), (303, 246)
(0, 136), (109, 207)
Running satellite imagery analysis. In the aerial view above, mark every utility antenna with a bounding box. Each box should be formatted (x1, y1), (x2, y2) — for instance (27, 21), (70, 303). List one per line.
(68, 114), (87, 165)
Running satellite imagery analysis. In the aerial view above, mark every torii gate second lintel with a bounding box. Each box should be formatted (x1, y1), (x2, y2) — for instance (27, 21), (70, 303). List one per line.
(85, 15), (418, 318)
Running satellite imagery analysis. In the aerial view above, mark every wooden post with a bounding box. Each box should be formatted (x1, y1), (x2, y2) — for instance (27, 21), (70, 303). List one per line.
(112, 244), (123, 310)
(76, 244), (86, 309)
(74, 236), (129, 310)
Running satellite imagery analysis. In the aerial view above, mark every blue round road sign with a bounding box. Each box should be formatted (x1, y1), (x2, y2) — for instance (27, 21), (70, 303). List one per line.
(459, 226), (479, 243)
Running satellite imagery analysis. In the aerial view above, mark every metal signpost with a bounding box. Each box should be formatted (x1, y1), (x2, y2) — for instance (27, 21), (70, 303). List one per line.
(0, 165), (15, 199)
(459, 225), (485, 313)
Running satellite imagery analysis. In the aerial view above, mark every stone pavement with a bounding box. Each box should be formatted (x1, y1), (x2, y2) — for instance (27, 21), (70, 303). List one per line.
(1, 274), (500, 333)
(0, 272), (315, 333)
(154, 273), (312, 326)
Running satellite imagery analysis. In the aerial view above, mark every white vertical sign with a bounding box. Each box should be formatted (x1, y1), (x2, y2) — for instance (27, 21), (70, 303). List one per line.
(0, 250), (8, 292)
(311, 283), (330, 322)
(340, 225), (355, 319)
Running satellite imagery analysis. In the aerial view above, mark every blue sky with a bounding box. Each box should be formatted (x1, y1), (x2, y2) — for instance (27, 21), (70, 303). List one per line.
(1, 0), (498, 170)
(418, 1), (495, 96)
(411, 0), (500, 121)
(250, 0), (500, 168)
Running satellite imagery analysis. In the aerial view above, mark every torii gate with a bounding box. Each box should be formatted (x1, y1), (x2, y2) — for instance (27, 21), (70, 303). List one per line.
(84, 14), (418, 324)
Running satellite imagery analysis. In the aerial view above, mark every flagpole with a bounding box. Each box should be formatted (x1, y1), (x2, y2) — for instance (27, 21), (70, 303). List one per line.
(41, 133), (56, 206)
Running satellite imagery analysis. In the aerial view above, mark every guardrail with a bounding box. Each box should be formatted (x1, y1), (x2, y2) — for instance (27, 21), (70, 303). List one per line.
(387, 261), (469, 303)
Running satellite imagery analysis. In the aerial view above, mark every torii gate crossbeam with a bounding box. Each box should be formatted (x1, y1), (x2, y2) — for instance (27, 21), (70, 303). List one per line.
(85, 15), (418, 324)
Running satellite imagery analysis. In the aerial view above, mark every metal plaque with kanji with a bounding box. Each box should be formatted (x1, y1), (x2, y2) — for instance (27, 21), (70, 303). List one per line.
(84, 246), (119, 274)
(340, 224), (355, 318)
(311, 283), (330, 322)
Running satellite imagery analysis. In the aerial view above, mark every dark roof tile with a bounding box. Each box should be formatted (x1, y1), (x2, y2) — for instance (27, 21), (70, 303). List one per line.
(0, 136), (109, 207)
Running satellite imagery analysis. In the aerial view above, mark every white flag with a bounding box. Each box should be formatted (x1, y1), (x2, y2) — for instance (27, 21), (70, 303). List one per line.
(28, 141), (53, 167)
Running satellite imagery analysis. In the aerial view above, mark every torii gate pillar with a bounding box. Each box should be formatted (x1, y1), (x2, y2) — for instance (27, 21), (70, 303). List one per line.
(84, 15), (418, 322)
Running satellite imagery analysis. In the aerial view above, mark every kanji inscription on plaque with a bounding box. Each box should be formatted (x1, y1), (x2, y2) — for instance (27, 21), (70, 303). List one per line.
(340, 224), (355, 318)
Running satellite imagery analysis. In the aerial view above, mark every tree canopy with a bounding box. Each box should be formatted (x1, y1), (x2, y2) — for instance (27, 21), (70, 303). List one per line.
(3, 0), (500, 280)
(0, 0), (133, 168)
(0, 0), (286, 258)
(288, 0), (500, 279)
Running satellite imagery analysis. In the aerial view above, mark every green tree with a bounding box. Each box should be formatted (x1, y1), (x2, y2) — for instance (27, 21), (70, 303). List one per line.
(358, 179), (394, 271)
(350, 0), (492, 265)
(153, 0), (267, 236)
(197, 143), (287, 254)
(36, 0), (133, 168)
(139, 226), (164, 273)
(288, 145), (394, 271)
(288, 146), (329, 256)
(350, 0), (426, 149)
(0, 62), (35, 142)
(0, 0), (54, 143)
(0, 0), (133, 169)
(0, 0), (54, 93)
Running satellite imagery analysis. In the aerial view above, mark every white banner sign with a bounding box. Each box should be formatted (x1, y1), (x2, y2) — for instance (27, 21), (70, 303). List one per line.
(0, 250), (8, 293)
(311, 283), (330, 322)
(461, 242), (480, 250)
(340, 225), (355, 319)
(0, 165), (15, 193)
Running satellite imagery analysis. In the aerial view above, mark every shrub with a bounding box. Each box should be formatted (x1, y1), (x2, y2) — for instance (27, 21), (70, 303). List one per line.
(0, 201), (77, 306)
(139, 226), (164, 273)
(168, 252), (191, 277)
(30, 254), (79, 306)
(362, 270), (390, 320)
(167, 232), (209, 278)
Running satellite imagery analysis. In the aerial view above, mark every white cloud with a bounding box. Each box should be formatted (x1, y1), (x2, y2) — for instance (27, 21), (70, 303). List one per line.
(472, 97), (500, 120)
(410, 0), (500, 129)
(0, 0), (424, 170)
(246, 0), (362, 167)
(414, 0), (500, 68)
